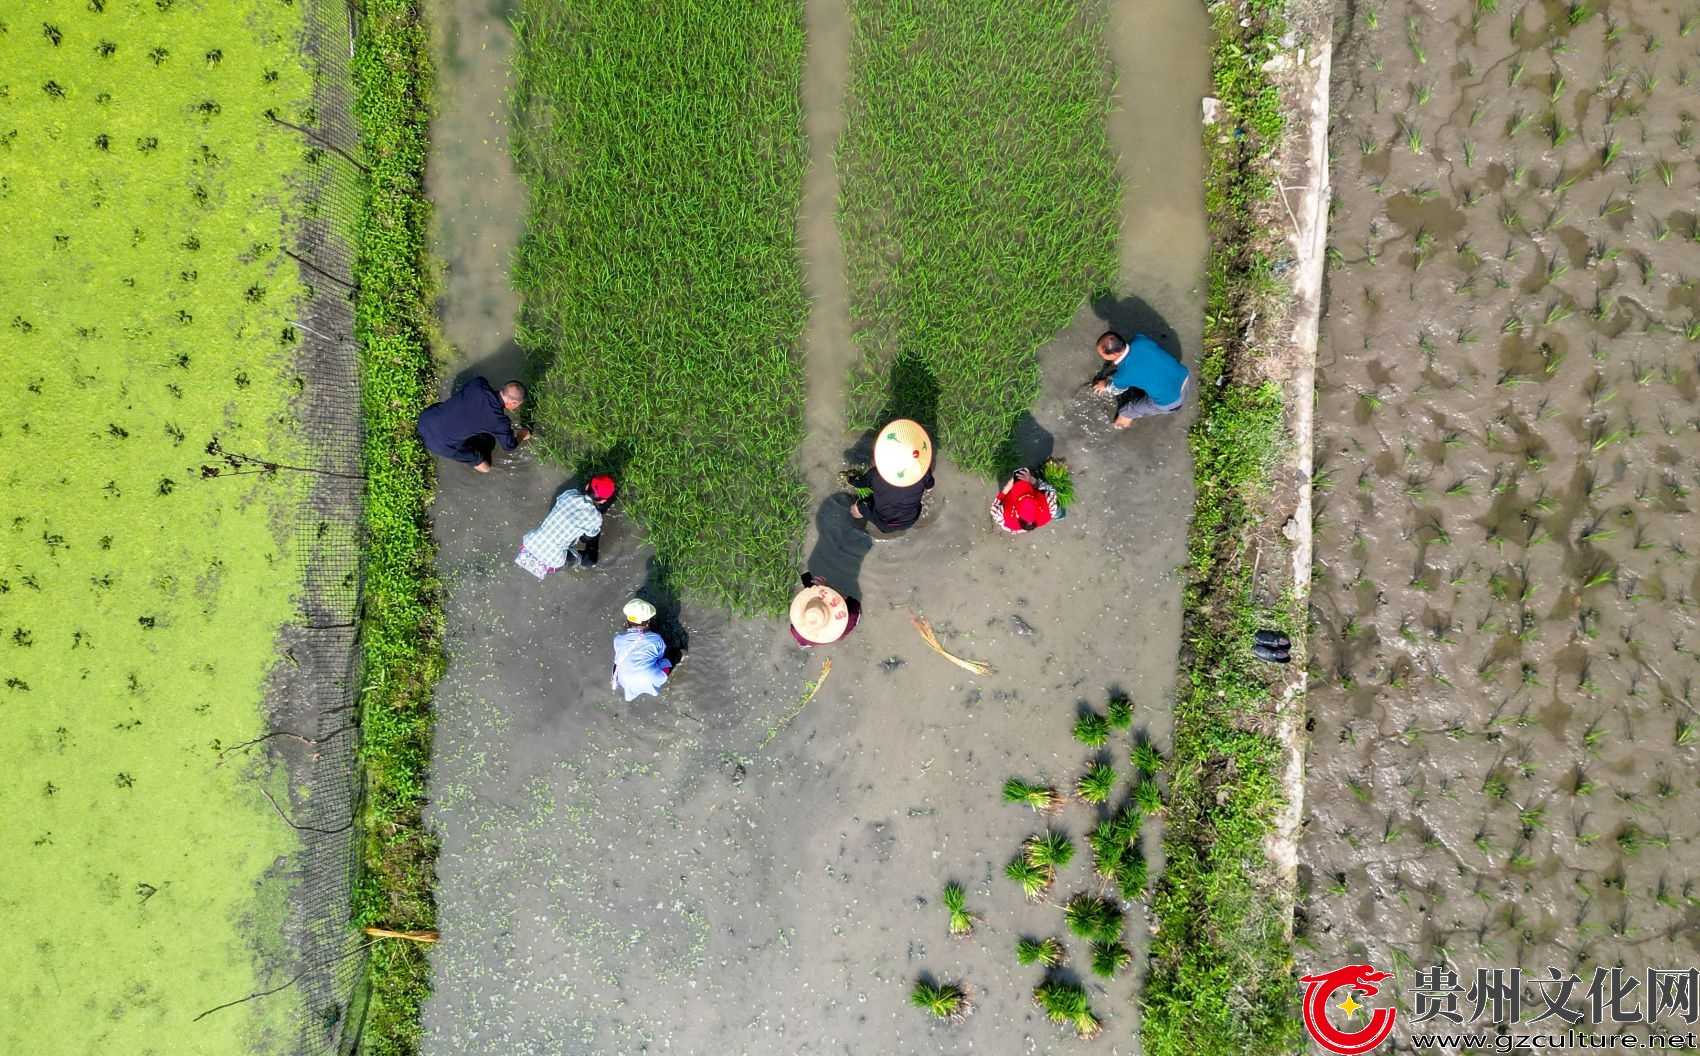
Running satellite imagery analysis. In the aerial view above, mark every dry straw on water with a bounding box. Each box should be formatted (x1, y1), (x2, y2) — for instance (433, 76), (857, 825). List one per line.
(909, 611), (993, 674)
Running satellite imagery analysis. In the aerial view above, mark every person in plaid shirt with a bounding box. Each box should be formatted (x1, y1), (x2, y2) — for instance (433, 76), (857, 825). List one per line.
(515, 476), (617, 579)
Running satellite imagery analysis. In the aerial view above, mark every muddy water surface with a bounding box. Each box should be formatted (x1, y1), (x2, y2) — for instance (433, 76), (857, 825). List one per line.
(420, 0), (1206, 1052)
(1306, 0), (1700, 1037)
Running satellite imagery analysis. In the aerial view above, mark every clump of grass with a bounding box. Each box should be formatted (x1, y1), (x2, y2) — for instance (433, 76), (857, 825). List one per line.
(911, 978), (971, 1021)
(839, 0), (1119, 475)
(351, 1), (449, 1049)
(1035, 979), (1102, 1039)
(514, 0), (810, 612)
(1073, 711), (1111, 747)
(1076, 761), (1116, 804)
(1027, 830), (1077, 871)
(1037, 458), (1075, 509)
(1064, 892), (1124, 944)
(1004, 777), (1064, 814)
(1016, 936), (1066, 967)
(941, 882), (977, 937)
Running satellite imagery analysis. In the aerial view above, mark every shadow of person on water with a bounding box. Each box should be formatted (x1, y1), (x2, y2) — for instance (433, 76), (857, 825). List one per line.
(1089, 291), (1183, 364)
(993, 410), (1056, 481)
(448, 338), (529, 399)
(845, 349), (943, 465)
(633, 555), (687, 653)
(804, 493), (873, 602)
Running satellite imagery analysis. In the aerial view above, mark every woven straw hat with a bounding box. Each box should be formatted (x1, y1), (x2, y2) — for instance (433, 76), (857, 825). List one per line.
(788, 584), (850, 645)
(873, 418), (932, 485)
(623, 598), (657, 624)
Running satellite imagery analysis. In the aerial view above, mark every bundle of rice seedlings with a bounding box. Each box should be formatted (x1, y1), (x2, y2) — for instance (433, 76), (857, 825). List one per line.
(1034, 979), (1102, 1039)
(1090, 940), (1133, 977)
(1076, 761), (1116, 804)
(1002, 777), (1064, 814)
(1005, 856), (1054, 901)
(1072, 711), (1110, 747)
(1037, 458), (1075, 508)
(911, 978), (971, 1021)
(1063, 892), (1123, 944)
(1025, 830), (1076, 870)
(1015, 936), (1066, 967)
(941, 882), (977, 937)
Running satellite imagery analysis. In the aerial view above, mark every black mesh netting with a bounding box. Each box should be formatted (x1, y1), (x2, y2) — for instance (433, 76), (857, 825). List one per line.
(254, 1), (372, 1051)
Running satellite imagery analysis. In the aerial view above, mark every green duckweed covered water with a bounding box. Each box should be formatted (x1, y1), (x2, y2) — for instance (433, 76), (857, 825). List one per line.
(0, 1), (315, 1051)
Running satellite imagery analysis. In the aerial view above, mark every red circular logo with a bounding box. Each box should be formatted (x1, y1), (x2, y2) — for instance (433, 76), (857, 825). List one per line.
(1299, 964), (1398, 1055)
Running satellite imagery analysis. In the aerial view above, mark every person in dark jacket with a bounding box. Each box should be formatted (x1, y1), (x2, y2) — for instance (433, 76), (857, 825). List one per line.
(417, 377), (530, 473)
(848, 418), (934, 534)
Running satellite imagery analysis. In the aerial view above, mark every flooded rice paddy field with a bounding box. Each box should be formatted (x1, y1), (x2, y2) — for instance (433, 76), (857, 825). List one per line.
(1305, 0), (1700, 1019)
(419, 0), (1207, 1050)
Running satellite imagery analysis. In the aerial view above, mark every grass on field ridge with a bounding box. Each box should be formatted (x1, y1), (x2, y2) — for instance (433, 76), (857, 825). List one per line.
(348, 1), (444, 1053)
(511, 0), (810, 614)
(838, 0), (1120, 476)
(1140, 0), (1301, 1053)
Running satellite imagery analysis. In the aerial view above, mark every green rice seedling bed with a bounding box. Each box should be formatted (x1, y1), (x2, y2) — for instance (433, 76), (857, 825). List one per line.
(0, 1), (315, 1052)
(511, 0), (809, 614)
(838, 0), (1120, 476)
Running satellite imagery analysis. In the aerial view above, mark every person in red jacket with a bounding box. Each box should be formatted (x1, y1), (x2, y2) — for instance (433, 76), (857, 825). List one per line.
(990, 467), (1060, 533)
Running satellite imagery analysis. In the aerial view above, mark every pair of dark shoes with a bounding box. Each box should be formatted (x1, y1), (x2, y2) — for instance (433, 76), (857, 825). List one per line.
(1252, 629), (1291, 664)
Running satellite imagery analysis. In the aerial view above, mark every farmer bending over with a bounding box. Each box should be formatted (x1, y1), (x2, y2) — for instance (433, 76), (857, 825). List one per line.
(515, 475), (617, 579)
(990, 467), (1060, 533)
(849, 418), (934, 534)
(788, 573), (860, 647)
(417, 377), (530, 473)
(1093, 332), (1190, 429)
(612, 598), (684, 701)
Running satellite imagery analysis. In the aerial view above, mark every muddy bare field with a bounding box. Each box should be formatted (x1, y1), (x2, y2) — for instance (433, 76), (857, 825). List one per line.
(1305, 0), (1700, 1032)
(416, 0), (1208, 1052)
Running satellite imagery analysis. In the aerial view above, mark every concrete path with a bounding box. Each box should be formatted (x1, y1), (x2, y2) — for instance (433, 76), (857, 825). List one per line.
(418, 0), (1207, 1051)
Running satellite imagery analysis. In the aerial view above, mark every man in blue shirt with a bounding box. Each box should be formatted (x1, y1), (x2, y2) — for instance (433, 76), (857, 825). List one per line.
(1092, 331), (1190, 429)
(416, 377), (530, 473)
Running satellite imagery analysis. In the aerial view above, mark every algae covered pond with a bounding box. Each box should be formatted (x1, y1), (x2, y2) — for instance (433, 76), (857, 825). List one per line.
(0, 1), (319, 1051)
(1305, 0), (1700, 1030)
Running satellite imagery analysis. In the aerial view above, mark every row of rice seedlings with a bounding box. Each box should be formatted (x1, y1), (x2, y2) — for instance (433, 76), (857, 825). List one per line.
(838, 0), (1119, 475)
(1326, 0), (1700, 972)
(512, 0), (809, 612)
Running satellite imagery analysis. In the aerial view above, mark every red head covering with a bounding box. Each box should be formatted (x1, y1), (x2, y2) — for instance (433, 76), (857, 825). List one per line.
(1001, 480), (1052, 532)
(588, 475), (617, 501)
